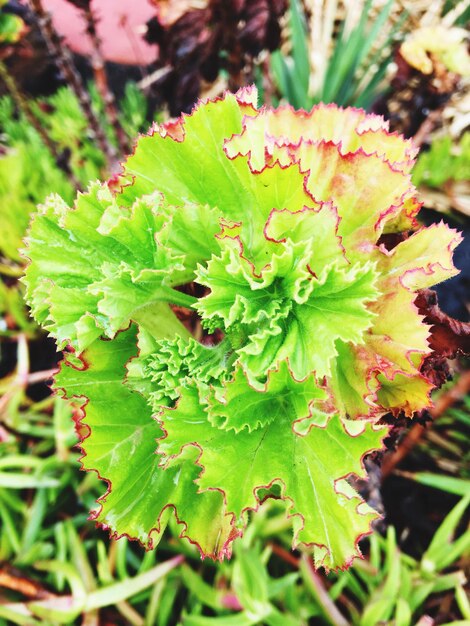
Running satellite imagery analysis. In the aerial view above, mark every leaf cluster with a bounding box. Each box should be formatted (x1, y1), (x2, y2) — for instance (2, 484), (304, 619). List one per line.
(23, 87), (462, 570)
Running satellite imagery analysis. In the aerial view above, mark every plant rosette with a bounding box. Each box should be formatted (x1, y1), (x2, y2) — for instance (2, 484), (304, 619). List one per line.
(23, 86), (462, 570)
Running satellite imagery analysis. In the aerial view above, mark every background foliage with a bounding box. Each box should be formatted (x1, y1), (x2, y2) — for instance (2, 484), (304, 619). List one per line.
(0, 0), (468, 624)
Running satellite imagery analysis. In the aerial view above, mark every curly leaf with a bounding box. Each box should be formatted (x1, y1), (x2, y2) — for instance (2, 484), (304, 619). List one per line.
(159, 377), (386, 571)
(225, 104), (417, 173)
(55, 327), (235, 558)
(195, 238), (314, 334)
(209, 361), (328, 433)
(264, 203), (347, 272)
(330, 341), (381, 419)
(238, 261), (379, 380)
(138, 335), (232, 409)
(378, 222), (462, 291)
(376, 372), (434, 417)
(23, 185), (191, 351)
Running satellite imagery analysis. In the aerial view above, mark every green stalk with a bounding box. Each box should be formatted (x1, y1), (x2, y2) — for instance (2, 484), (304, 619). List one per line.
(132, 301), (191, 341)
(157, 286), (197, 309)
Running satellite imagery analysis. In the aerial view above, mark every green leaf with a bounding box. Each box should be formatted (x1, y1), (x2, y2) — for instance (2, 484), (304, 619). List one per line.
(398, 471), (470, 497)
(238, 261), (379, 380)
(180, 564), (226, 611)
(184, 612), (260, 626)
(0, 473), (60, 489)
(209, 360), (327, 433)
(0, 143), (71, 262)
(413, 131), (470, 187)
(84, 556), (183, 611)
(196, 238), (314, 334)
(360, 527), (402, 626)
(137, 335), (232, 409)
(2, 557), (183, 625)
(289, 0), (310, 97)
(116, 92), (249, 210)
(232, 545), (270, 615)
(24, 185), (191, 351)
(158, 202), (223, 274)
(159, 378), (386, 570)
(55, 327), (235, 559)
(265, 204), (346, 273)
(0, 12), (24, 44)
(329, 340), (379, 419)
(421, 495), (470, 574)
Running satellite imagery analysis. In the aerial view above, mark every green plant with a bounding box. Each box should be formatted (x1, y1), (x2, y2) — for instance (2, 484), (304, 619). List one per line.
(0, 0), (24, 47)
(0, 280), (36, 338)
(270, 0), (404, 109)
(0, 333), (185, 625)
(0, 121), (74, 263)
(23, 86), (462, 571)
(1, 370), (468, 626)
(412, 132), (470, 189)
(395, 388), (470, 497)
(400, 24), (470, 76)
(180, 496), (470, 625)
(0, 83), (149, 264)
(331, 496), (470, 626)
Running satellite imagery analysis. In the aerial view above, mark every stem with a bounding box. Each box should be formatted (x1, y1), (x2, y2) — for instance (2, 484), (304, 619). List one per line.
(0, 61), (82, 190)
(158, 286), (198, 309)
(118, 12), (149, 76)
(413, 107), (443, 149)
(300, 555), (350, 626)
(269, 542), (300, 567)
(26, 369), (57, 384)
(0, 564), (52, 599)
(27, 0), (117, 169)
(83, 5), (129, 156)
(0, 262), (23, 277)
(116, 600), (144, 626)
(132, 301), (191, 342)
